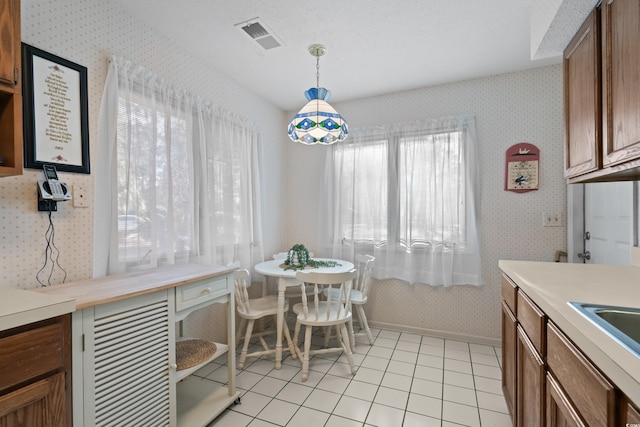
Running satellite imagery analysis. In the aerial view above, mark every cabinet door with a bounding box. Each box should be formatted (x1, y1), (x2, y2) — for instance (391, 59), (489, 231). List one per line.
(602, 0), (640, 166)
(502, 301), (517, 425)
(517, 326), (545, 427)
(0, 372), (66, 427)
(622, 398), (640, 425)
(0, 0), (19, 88)
(564, 8), (601, 179)
(83, 291), (175, 426)
(546, 373), (587, 427)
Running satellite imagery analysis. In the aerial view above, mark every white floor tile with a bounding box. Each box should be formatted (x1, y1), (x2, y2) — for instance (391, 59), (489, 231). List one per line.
(381, 372), (413, 391)
(473, 363), (502, 380)
(410, 378), (442, 399)
(471, 351), (500, 367)
(256, 399), (299, 425)
(374, 386), (409, 409)
(474, 376), (503, 395)
(211, 409), (253, 426)
(302, 388), (340, 413)
(395, 340), (420, 353)
(251, 376), (288, 397)
(333, 395), (373, 423)
(325, 415), (364, 427)
(232, 391), (272, 417)
(221, 328), (508, 427)
(443, 370), (475, 389)
(444, 347), (471, 362)
(479, 408), (513, 427)
(406, 392), (442, 418)
(275, 382), (313, 405)
(402, 411), (441, 427)
(361, 354), (391, 371)
(476, 390), (510, 414)
(287, 406), (330, 427)
(344, 380), (379, 402)
(442, 401), (481, 427)
(386, 360), (415, 377)
(353, 366), (385, 385)
(366, 402), (405, 427)
(316, 373), (351, 395)
(443, 383), (477, 406)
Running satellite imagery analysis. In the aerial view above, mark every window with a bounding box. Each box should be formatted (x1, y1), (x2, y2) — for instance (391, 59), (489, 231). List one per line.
(322, 115), (481, 286)
(94, 57), (263, 275)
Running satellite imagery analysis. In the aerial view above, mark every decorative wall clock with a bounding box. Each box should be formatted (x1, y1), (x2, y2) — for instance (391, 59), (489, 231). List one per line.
(504, 143), (539, 193)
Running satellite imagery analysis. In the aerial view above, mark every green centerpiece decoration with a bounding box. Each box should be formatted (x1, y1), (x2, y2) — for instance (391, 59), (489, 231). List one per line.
(283, 244), (341, 271)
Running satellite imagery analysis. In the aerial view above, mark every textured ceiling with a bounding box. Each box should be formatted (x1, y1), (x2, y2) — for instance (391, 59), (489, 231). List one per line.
(107, 0), (578, 111)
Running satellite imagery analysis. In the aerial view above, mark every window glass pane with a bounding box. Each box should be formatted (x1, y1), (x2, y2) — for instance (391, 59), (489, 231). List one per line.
(398, 131), (465, 246)
(116, 95), (191, 264)
(336, 140), (388, 242)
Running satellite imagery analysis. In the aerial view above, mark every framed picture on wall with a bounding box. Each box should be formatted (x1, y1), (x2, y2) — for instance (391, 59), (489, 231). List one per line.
(22, 43), (90, 174)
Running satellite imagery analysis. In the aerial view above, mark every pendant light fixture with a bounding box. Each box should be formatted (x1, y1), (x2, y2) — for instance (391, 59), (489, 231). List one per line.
(287, 44), (348, 145)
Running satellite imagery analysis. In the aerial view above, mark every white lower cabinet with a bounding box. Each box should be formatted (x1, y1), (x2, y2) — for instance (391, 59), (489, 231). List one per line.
(70, 268), (238, 427)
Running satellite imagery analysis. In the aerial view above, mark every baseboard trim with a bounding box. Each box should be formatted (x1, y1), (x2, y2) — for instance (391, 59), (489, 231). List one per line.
(368, 320), (501, 347)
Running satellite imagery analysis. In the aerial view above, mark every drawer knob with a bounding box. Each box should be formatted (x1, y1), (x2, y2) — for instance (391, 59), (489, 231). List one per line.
(202, 287), (211, 294)
(169, 363), (178, 370)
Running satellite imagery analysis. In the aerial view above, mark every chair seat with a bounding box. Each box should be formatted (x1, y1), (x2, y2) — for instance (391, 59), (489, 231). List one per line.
(292, 302), (352, 325)
(238, 295), (289, 320)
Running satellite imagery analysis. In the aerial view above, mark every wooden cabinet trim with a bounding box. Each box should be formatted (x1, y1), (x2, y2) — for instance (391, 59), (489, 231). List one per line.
(517, 290), (546, 356)
(546, 372), (587, 427)
(547, 322), (616, 427)
(501, 274), (517, 314)
(502, 301), (517, 425)
(516, 325), (545, 427)
(564, 7), (601, 179)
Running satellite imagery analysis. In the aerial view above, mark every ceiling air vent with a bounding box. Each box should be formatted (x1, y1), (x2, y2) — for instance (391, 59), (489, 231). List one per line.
(236, 17), (284, 50)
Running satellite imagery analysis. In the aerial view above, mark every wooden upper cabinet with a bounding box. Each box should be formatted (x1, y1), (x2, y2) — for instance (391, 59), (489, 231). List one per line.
(602, 0), (640, 167)
(0, 0), (21, 177)
(0, 0), (20, 89)
(564, 8), (601, 179)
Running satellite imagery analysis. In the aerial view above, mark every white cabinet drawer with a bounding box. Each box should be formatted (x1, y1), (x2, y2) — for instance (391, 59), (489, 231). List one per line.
(175, 276), (230, 312)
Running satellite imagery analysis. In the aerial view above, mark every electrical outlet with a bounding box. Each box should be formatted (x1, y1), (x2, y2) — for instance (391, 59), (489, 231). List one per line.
(73, 185), (89, 208)
(543, 212), (564, 227)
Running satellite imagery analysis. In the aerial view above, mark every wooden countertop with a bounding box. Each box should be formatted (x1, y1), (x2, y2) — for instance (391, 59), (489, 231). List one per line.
(35, 264), (236, 309)
(499, 260), (640, 406)
(0, 287), (75, 331)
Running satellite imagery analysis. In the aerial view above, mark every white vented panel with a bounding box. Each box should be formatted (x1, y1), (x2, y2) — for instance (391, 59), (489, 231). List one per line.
(93, 297), (171, 427)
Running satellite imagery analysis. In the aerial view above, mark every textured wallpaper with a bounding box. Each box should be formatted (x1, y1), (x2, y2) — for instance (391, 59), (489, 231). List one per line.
(1, 0), (566, 344)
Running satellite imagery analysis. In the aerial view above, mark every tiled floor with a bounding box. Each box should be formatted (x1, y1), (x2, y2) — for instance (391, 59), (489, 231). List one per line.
(196, 324), (513, 427)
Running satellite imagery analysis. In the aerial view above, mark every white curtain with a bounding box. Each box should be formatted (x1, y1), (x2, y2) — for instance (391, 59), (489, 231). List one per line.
(319, 114), (481, 287)
(94, 56), (263, 276)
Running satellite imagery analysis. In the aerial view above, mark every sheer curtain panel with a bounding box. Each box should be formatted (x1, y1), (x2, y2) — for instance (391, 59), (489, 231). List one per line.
(94, 57), (263, 276)
(319, 115), (481, 287)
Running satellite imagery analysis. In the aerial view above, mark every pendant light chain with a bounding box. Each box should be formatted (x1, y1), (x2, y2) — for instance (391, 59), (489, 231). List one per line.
(316, 55), (320, 89)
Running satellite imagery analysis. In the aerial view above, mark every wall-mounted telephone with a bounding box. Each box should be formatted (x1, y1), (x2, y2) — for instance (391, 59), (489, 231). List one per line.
(37, 164), (72, 202)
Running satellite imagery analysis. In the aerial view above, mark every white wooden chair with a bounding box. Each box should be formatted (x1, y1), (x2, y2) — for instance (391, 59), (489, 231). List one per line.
(234, 269), (294, 369)
(323, 255), (376, 350)
(292, 269), (357, 381)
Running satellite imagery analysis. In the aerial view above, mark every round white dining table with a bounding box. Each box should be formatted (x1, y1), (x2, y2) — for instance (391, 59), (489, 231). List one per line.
(254, 258), (354, 368)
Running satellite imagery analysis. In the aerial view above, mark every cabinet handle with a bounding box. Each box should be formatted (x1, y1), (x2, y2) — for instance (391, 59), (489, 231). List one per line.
(169, 363), (178, 370)
(202, 287), (211, 294)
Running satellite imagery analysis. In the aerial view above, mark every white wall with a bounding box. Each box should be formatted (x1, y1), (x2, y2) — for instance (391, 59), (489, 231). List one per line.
(284, 65), (566, 341)
(0, 0), (288, 290)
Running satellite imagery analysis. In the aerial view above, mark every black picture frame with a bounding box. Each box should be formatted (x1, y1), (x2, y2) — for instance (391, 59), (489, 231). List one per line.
(22, 43), (90, 174)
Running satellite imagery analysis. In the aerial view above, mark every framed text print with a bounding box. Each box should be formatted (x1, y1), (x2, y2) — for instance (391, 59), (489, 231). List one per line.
(22, 43), (90, 174)
(504, 143), (539, 193)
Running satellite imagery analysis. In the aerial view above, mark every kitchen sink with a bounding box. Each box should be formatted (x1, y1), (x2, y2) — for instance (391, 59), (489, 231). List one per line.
(569, 302), (640, 359)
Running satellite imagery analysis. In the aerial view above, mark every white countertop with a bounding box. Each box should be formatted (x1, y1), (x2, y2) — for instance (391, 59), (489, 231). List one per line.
(499, 260), (640, 406)
(0, 287), (75, 332)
